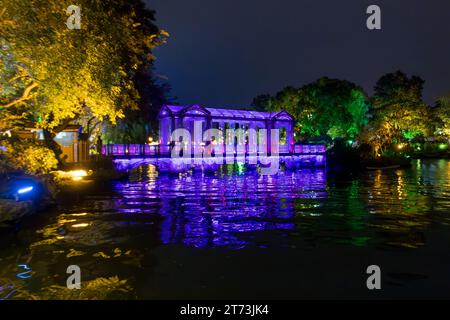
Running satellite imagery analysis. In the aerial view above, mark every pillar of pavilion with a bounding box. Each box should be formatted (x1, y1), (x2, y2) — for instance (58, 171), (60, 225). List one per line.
(158, 104), (295, 157)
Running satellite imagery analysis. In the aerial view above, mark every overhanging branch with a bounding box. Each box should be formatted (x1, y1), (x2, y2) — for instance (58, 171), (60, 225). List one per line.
(1, 82), (38, 109)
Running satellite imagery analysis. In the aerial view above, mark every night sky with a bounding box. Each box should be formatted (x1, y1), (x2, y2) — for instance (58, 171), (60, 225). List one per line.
(146, 0), (450, 107)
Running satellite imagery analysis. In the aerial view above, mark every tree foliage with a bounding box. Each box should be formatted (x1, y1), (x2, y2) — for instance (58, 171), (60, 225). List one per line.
(0, 139), (58, 174)
(1, 0), (168, 133)
(360, 71), (431, 156)
(252, 78), (370, 141)
(433, 96), (450, 138)
(251, 94), (275, 112)
(250, 71), (442, 158)
(101, 68), (173, 144)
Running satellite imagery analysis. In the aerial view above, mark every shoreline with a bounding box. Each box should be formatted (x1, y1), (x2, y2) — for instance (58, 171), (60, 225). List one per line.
(1, 157), (449, 225)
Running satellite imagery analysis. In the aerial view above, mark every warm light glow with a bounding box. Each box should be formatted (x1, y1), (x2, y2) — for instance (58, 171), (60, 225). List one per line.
(71, 213), (88, 217)
(70, 170), (88, 181)
(54, 169), (89, 181)
(397, 143), (405, 150)
(71, 223), (90, 228)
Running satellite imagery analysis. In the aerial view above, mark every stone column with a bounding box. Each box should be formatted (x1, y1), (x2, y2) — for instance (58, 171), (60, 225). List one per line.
(265, 119), (273, 155)
(287, 121), (295, 153)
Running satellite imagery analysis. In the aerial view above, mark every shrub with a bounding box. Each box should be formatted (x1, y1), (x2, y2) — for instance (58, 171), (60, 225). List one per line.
(1, 139), (58, 175)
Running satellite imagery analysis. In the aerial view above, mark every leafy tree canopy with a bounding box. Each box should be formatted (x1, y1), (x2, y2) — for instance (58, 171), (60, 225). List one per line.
(360, 71), (431, 156)
(433, 95), (450, 138)
(1, 0), (168, 133)
(251, 78), (370, 141)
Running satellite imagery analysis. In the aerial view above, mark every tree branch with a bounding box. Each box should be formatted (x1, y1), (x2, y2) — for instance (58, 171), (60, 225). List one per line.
(1, 82), (38, 109)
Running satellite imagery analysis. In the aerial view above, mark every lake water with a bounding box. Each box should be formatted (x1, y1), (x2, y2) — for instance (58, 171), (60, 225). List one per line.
(1, 159), (450, 299)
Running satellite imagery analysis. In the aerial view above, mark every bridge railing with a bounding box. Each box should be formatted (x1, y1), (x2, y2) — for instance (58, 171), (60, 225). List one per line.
(102, 144), (162, 157)
(102, 144), (327, 158)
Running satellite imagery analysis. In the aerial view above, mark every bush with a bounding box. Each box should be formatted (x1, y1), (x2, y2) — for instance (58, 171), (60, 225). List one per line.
(0, 157), (16, 175)
(1, 139), (58, 175)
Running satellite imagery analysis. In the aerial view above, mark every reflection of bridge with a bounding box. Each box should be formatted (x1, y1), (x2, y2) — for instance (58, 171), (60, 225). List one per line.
(116, 167), (328, 248)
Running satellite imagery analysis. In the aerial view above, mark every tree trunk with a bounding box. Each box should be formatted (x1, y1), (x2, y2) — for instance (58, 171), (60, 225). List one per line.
(42, 129), (64, 168)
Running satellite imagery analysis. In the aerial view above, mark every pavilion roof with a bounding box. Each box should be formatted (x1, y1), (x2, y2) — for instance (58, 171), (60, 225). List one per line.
(162, 105), (293, 121)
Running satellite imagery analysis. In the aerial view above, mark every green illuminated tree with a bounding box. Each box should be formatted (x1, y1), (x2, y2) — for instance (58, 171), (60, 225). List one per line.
(251, 78), (370, 141)
(296, 79), (369, 140)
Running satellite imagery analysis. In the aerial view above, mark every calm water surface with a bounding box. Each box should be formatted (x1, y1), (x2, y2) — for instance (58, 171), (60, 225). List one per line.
(1, 159), (450, 299)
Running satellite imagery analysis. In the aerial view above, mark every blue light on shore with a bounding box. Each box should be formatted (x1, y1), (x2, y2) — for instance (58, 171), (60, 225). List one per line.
(17, 186), (33, 194)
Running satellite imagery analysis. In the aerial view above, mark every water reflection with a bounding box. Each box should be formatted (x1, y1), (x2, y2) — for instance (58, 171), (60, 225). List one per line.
(0, 159), (449, 299)
(112, 159), (450, 250)
(116, 165), (327, 248)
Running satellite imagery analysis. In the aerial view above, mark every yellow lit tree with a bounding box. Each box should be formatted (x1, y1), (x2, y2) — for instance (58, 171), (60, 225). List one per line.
(360, 71), (432, 157)
(1, 0), (168, 142)
(434, 96), (450, 139)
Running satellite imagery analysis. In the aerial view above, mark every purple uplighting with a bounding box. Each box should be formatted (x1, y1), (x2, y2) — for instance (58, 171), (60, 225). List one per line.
(102, 105), (327, 172)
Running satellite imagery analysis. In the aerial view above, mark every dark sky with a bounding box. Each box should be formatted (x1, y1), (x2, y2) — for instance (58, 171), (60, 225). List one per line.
(146, 0), (450, 107)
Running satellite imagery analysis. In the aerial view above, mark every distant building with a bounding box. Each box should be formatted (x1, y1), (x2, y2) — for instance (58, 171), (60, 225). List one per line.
(14, 125), (89, 163)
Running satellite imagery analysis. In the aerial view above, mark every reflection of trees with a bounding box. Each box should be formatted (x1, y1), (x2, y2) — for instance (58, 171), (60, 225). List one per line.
(1, 202), (161, 299)
(292, 160), (448, 249)
(0, 276), (133, 300)
(360, 162), (439, 248)
(293, 178), (370, 247)
(2, 160), (448, 298)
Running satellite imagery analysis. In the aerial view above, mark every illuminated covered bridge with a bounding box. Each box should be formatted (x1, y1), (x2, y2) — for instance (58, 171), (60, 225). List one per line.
(158, 104), (296, 155)
(103, 104), (326, 171)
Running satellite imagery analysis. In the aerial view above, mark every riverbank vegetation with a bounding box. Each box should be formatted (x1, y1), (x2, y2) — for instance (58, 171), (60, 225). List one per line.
(252, 71), (450, 166)
(1, 0), (169, 175)
(1, 0), (170, 222)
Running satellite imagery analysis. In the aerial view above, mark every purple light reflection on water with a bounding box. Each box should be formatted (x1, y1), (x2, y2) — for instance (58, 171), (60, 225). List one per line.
(114, 165), (327, 248)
